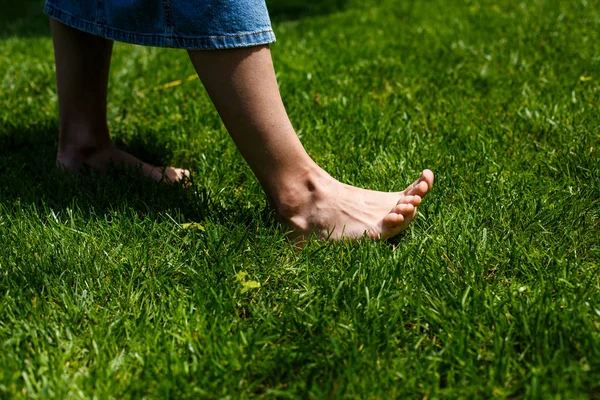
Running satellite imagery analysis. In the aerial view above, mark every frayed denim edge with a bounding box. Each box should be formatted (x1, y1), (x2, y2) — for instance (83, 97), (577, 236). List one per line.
(44, 4), (276, 50)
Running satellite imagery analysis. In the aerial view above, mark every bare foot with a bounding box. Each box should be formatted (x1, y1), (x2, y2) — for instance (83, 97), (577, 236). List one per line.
(275, 167), (434, 242)
(57, 144), (190, 183)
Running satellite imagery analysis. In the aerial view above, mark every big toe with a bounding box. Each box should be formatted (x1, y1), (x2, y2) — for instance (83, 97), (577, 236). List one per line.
(403, 169), (434, 197)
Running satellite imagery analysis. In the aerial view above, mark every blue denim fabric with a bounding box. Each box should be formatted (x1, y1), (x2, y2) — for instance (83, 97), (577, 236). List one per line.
(44, 0), (276, 49)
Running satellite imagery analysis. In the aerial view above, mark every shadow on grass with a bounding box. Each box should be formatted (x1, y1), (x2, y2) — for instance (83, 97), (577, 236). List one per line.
(0, 123), (418, 247)
(1, 0), (50, 38)
(0, 123), (267, 227)
(266, 0), (348, 22)
(1, 0), (349, 39)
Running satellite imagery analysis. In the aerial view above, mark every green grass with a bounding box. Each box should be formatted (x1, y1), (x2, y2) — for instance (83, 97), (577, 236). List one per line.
(1, 0), (599, 397)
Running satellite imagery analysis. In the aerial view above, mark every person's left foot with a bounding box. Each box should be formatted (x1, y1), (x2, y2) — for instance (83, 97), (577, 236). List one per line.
(273, 166), (434, 242)
(57, 144), (190, 183)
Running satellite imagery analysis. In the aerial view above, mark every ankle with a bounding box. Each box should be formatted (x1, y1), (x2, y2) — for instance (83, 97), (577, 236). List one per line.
(57, 123), (112, 157)
(57, 142), (113, 163)
(271, 163), (335, 220)
(56, 136), (114, 170)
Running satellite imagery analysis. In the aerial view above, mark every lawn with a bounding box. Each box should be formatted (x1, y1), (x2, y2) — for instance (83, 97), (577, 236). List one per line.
(1, 0), (599, 398)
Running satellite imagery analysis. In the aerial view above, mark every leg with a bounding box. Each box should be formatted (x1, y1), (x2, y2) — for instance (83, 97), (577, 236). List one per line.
(188, 45), (433, 241)
(50, 19), (189, 182)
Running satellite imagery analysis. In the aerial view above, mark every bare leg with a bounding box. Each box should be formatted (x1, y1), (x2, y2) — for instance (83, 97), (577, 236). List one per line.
(188, 45), (434, 241)
(50, 19), (189, 182)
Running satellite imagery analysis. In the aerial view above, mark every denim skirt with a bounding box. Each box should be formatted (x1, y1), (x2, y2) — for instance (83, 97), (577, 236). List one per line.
(44, 0), (276, 49)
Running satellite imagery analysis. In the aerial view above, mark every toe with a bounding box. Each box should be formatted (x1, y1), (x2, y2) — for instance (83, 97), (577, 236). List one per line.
(383, 212), (404, 227)
(409, 195), (422, 206)
(397, 195), (421, 206)
(405, 207), (418, 224)
(379, 211), (409, 239)
(165, 167), (190, 183)
(176, 168), (191, 179)
(421, 169), (434, 191)
(380, 204), (419, 239)
(403, 169), (434, 198)
(394, 203), (415, 215)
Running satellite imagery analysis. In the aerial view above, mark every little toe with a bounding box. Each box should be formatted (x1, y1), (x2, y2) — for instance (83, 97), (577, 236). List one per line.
(382, 212), (404, 227)
(379, 211), (412, 239)
(404, 208), (418, 224)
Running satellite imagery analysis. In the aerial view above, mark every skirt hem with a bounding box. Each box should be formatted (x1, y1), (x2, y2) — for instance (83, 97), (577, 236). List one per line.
(44, 3), (276, 50)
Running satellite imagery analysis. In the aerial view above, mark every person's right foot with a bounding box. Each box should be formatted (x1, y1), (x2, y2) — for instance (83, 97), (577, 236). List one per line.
(275, 167), (434, 242)
(57, 144), (190, 183)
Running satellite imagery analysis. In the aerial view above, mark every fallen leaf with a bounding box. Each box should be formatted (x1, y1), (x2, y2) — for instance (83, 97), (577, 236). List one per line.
(241, 280), (261, 293)
(180, 222), (205, 231)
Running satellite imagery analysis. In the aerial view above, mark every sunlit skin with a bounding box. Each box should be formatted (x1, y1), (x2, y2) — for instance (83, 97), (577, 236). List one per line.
(51, 20), (434, 242)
